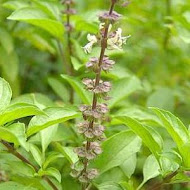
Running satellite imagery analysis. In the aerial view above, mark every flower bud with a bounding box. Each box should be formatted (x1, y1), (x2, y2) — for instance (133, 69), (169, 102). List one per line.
(102, 56), (115, 71)
(70, 170), (81, 178)
(90, 142), (102, 155)
(77, 121), (89, 134)
(63, 9), (77, 15)
(74, 147), (86, 158)
(61, 0), (75, 5)
(97, 103), (109, 114)
(93, 124), (105, 137)
(64, 23), (73, 32)
(79, 173), (89, 183)
(99, 11), (121, 22)
(71, 161), (84, 171)
(86, 168), (98, 179)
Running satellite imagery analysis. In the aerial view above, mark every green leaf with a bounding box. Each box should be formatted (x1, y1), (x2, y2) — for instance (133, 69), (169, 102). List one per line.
(147, 88), (175, 112)
(116, 116), (162, 159)
(53, 142), (78, 164)
(39, 167), (61, 183)
(138, 155), (160, 190)
(48, 77), (69, 102)
(151, 107), (190, 167)
(95, 167), (126, 186)
(72, 15), (98, 33)
(0, 27), (14, 53)
(3, 1), (29, 10)
(40, 124), (58, 153)
(71, 56), (83, 71)
(0, 127), (19, 145)
(32, 0), (61, 20)
(61, 74), (91, 104)
(159, 152), (181, 177)
(0, 48), (20, 97)
(143, 155), (160, 181)
(12, 176), (46, 190)
(7, 7), (64, 39)
(29, 143), (43, 167)
(12, 93), (54, 109)
(120, 181), (134, 190)
(0, 103), (44, 126)
(120, 154), (137, 178)
(71, 39), (86, 62)
(0, 181), (37, 190)
(43, 152), (64, 169)
(0, 77), (12, 112)
(151, 107), (190, 147)
(96, 182), (124, 190)
(14, 27), (56, 54)
(109, 76), (142, 109)
(114, 106), (161, 126)
(27, 107), (80, 136)
(7, 123), (28, 150)
(7, 161), (35, 177)
(92, 130), (141, 174)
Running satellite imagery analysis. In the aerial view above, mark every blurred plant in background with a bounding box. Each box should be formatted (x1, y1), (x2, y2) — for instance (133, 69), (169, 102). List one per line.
(0, 0), (190, 190)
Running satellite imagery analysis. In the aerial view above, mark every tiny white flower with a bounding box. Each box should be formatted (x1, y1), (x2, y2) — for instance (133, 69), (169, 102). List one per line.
(107, 28), (131, 50)
(99, 23), (112, 32)
(99, 23), (105, 30)
(83, 34), (98, 54)
(87, 34), (97, 43)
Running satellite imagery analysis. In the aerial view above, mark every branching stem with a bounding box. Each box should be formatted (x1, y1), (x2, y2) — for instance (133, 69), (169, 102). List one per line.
(0, 140), (58, 190)
(148, 170), (178, 190)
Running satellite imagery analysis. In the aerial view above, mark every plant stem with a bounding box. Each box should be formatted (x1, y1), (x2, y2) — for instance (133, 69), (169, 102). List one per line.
(163, 0), (172, 49)
(82, 1), (116, 189)
(65, 2), (74, 103)
(57, 40), (74, 104)
(148, 170), (178, 190)
(57, 40), (70, 74)
(0, 140), (58, 190)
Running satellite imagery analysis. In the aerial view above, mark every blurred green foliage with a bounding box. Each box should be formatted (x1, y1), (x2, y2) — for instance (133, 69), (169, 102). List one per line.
(0, 0), (190, 189)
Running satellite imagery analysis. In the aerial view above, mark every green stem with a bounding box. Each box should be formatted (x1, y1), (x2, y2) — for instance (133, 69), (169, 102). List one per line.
(66, 3), (74, 103)
(147, 170), (178, 190)
(163, 0), (172, 49)
(57, 40), (74, 103)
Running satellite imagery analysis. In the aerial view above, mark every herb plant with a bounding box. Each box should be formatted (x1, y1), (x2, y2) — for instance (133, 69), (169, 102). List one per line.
(0, 0), (190, 190)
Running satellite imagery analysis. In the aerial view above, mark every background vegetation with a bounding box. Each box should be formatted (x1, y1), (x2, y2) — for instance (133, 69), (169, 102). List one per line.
(0, 0), (190, 189)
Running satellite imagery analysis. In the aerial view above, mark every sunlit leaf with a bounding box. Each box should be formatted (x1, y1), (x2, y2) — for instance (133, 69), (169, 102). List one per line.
(0, 181), (37, 190)
(38, 167), (61, 183)
(92, 130), (141, 174)
(27, 107), (80, 136)
(30, 143), (43, 167)
(7, 123), (28, 150)
(8, 7), (64, 39)
(151, 107), (190, 167)
(116, 116), (163, 159)
(138, 155), (160, 189)
(0, 127), (19, 145)
(0, 77), (12, 112)
(109, 76), (142, 109)
(61, 75), (91, 104)
(0, 103), (44, 126)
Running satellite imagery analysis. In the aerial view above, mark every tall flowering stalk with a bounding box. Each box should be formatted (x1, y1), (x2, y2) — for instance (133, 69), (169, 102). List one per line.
(61, 0), (76, 57)
(71, 0), (130, 189)
(61, 0), (76, 103)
